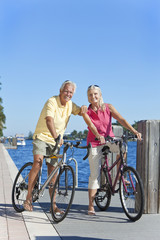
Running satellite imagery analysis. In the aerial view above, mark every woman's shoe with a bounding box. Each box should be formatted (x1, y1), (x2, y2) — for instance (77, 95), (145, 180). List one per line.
(50, 207), (64, 215)
(23, 200), (33, 211)
(124, 179), (130, 185)
(88, 210), (96, 215)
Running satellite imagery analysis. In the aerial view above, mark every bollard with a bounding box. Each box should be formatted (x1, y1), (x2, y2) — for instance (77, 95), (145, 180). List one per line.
(100, 125), (123, 186)
(137, 120), (160, 214)
(12, 138), (17, 146)
(109, 125), (123, 179)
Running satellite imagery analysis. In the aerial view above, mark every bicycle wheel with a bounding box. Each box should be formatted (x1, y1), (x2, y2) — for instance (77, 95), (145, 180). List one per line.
(119, 166), (144, 221)
(12, 162), (39, 212)
(95, 168), (111, 211)
(51, 165), (75, 223)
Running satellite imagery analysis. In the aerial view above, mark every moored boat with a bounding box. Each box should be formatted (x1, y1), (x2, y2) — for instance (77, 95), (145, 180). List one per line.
(15, 134), (26, 146)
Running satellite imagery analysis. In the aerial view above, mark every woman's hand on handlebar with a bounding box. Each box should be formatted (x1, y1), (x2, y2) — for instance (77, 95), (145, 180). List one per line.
(97, 135), (106, 144)
(136, 132), (142, 141)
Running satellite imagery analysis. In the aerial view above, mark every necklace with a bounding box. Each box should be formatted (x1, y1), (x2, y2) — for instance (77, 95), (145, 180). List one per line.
(91, 104), (99, 113)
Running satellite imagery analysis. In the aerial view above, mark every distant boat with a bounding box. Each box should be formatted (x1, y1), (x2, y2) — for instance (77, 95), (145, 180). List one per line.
(15, 134), (26, 146)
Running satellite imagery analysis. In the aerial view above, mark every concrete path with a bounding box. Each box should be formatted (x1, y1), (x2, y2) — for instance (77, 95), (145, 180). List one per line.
(1, 143), (160, 240)
(0, 143), (60, 240)
(39, 189), (160, 240)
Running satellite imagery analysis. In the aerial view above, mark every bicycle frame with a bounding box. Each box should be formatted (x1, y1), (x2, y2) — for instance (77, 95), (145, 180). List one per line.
(102, 142), (136, 195)
(36, 151), (67, 198)
(102, 155), (120, 194)
(102, 140), (126, 194)
(38, 159), (61, 197)
(12, 135), (90, 221)
(34, 139), (90, 199)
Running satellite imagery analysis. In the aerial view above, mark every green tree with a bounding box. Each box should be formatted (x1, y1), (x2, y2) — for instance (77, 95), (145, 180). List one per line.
(71, 130), (78, 139)
(132, 121), (138, 131)
(28, 131), (33, 140)
(112, 120), (138, 135)
(78, 131), (82, 138)
(83, 129), (88, 139)
(0, 83), (6, 137)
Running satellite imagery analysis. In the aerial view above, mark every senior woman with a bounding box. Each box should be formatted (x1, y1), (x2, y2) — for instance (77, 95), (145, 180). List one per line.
(82, 85), (142, 215)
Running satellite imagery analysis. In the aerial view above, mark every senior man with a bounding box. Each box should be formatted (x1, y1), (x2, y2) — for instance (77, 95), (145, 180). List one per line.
(24, 80), (85, 213)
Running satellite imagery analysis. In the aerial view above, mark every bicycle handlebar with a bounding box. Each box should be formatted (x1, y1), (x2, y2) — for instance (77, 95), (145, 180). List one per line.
(44, 135), (61, 159)
(75, 142), (91, 160)
(95, 135), (121, 143)
(96, 134), (141, 143)
(53, 135), (61, 151)
(63, 141), (91, 160)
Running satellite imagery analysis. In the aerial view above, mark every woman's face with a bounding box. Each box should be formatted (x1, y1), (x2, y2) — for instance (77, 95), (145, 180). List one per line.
(87, 89), (101, 104)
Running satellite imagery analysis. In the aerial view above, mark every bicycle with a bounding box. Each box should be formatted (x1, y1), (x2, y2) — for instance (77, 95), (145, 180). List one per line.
(12, 135), (90, 223)
(94, 135), (144, 221)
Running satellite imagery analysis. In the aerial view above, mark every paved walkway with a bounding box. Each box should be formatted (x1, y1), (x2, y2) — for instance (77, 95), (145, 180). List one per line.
(0, 144), (60, 240)
(1, 143), (160, 240)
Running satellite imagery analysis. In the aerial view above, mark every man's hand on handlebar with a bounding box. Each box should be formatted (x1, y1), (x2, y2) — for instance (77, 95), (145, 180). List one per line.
(55, 135), (63, 146)
(60, 138), (63, 146)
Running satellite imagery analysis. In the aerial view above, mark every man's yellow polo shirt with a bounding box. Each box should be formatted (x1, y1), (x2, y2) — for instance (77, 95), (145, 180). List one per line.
(33, 95), (80, 145)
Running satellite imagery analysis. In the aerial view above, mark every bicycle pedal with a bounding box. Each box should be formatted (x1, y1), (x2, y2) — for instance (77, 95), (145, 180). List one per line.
(115, 188), (119, 193)
(95, 196), (103, 202)
(49, 183), (54, 188)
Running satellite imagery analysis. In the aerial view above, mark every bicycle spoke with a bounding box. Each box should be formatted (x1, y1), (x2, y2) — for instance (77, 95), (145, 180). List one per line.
(51, 165), (75, 222)
(12, 162), (40, 212)
(95, 168), (111, 211)
(12, 162), (33, 212)
(120, 166), (144, 221)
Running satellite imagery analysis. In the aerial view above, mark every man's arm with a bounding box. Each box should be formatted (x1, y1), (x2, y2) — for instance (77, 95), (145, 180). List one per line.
(45, 116), (58, 139)
(46, 116), (63, 145)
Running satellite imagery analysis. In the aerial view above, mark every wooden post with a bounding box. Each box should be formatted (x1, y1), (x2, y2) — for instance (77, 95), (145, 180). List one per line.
(137, 120), (160, 214)
(12, 138), (17, 146)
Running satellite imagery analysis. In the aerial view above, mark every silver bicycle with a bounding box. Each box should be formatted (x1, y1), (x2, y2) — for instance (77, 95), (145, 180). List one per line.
(12, 135), (90, 223)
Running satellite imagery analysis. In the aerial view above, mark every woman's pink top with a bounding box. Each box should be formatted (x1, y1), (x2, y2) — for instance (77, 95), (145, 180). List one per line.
(87, 103), (114, 147)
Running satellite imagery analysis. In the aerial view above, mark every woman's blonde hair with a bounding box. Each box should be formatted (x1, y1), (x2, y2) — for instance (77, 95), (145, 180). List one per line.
(87, 85), (106, 111)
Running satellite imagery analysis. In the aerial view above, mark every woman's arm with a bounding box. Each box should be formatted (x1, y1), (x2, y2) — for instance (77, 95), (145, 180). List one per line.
(82, 113), (105, 144)
(108, 104), (142, 140)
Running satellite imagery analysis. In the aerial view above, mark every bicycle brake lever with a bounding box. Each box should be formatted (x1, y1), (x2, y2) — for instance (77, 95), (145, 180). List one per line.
(74, 141), (81, 147)
(52, 134), (61, 152)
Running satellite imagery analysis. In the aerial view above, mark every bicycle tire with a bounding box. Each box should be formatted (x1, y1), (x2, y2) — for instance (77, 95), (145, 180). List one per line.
(51, 165), (75, 223)
(95, 168), (111, 211)
(12, 162), (39, 212)
(119, 166), (144, 221)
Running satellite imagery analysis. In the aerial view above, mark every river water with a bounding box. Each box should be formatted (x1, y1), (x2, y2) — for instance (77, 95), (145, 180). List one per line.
(8, 140), (137, 188)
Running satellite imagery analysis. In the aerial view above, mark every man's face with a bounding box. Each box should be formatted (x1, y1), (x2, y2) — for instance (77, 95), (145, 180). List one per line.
(59, 83), (75, 105)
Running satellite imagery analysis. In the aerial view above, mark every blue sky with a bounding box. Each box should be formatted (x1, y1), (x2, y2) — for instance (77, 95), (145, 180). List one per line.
(0, 0), (160, 137)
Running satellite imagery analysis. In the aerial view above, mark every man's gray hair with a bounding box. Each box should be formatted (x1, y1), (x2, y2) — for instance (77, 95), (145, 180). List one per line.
(60, 80), (77, 93)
